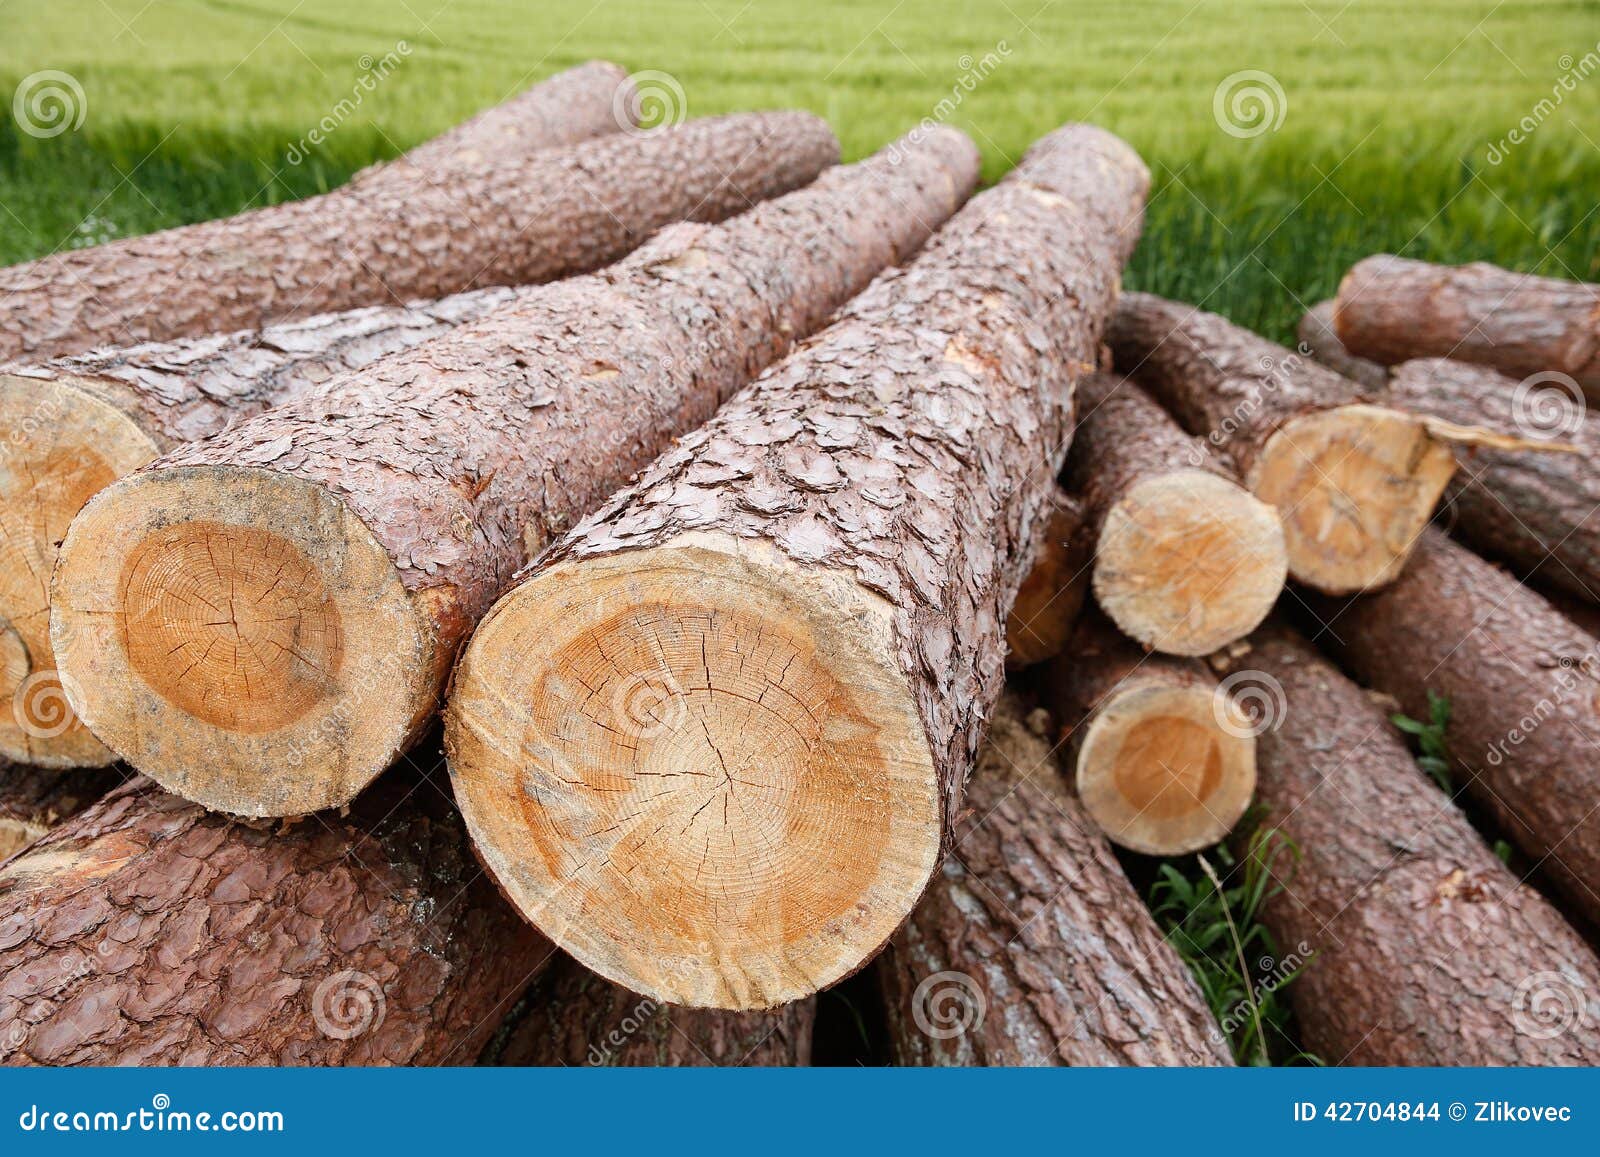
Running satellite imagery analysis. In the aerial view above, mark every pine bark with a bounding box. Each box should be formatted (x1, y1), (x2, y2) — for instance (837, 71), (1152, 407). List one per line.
(877, 694), (1233, 1066)
(1005, 488), (1088, 669)
(0, 757), (550, 1066)
(1296, 299), (1389, 389)
(1334, 254), (1600, 399)
(1386, 358), (1600, 602)
(1305, 529), (1600, 925)
(1234, 627), (1600, 1064)
(445, 124), (1150, 1009)
(0, 763), (123, 860)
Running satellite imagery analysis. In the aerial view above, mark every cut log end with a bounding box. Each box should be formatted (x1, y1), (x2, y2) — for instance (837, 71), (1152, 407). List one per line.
(1074, 678), (1255, 856)
(0, 372), (156, 766)
(49, 466), (430, 815)
(446, 534), (941, 1011)
(1247, 404), (1458, 594)
(1093, 470), (1286, 656)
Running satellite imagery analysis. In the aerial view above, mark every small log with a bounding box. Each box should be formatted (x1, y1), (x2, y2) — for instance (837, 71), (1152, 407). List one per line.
(1306, 529), (1600, 924)
(52, 126), (978, 816)
(445, 124), (1149, 1009)
(1066, 372), (1285, 655)
(1235, 627), (1600, 1064)
(1046, 611), (1255, 855)
(877, 694), (1233, 1066)
(1296, 300), (1388, 390)
(1334, 254), (1600, 400)
(1004, 489), (1088, 669)
(0, 763), (123, 860)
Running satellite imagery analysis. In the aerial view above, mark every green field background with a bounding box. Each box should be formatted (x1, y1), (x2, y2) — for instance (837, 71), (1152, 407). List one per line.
(2, 0), (1597, 340)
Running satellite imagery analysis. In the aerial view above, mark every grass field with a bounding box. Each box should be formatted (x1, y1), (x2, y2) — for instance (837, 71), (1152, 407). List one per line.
(2, 0), (1598, 341)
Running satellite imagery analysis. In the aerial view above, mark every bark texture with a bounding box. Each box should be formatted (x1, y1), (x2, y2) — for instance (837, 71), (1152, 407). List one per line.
(1306, 529), (1600, 925)
(1235, 627), (1600, 1065)
(1005, 488), (1088, 669)
(1297, 299), (1388, 390)
(1335, 254), (1600, 398)
(0, 763), (124, 861)
(0, 757), (550, 1066)
(1387, 358), (1600, 602)
(877, 694), (1233, 1066)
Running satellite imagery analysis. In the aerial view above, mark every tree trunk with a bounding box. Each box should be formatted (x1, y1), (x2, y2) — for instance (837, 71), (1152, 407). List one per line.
(445, 124), (1150, 1010)
(1107, 292), (1502, 595)
(0, 763), (123, 861)
(1044, 610), (1255, 856)
(1305, 528), (1600, 925)
(877, 693), (1233, 1066)
(1004, 489), (1088, 670)
(1296, 300), (1388, 390)
(1385, 358), (1598, 602)
(1228, 627), (1600, 1065)
(1064, 372), (1285, 655)
(0, 754), (550, 1066)
(0, 61), (636, 362)
(1334, 254), (1600, 401)
(488, 956), (813, 1066)
(52, 127), (978, 818)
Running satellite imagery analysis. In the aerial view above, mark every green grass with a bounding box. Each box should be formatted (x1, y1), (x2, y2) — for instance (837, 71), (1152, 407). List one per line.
(2, 0), (1599, 341)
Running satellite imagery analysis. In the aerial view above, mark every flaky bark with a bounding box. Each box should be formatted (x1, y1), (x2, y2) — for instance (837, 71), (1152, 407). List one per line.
(1335, 254), (1600, 399)
(1065, 372), (1285, 655)
(1306, 529), (1600, 924)
(877, 695), (1232, 1066)
(1005, 489), (1088, 669)
(490, 956), (813, 1066)
(1387, 358), (1599, 602)
(1296, 300), (1388, 390)
(52, 126), (977, 817)
(0, 756), (550, 1066)
(1233, 628), (1600, 1065)
(0, 62), (635, 361)
(0, 763), (123, 860)
(446, 124), (1149, 1009)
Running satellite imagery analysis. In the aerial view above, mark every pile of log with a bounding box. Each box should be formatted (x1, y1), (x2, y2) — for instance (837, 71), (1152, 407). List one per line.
(2, 69), (1598, 1070)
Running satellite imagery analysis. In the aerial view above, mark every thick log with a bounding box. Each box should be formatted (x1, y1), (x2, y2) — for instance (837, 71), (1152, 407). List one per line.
(1306, 529), (1600, 924)
(1045, 611), (1255, 855)
(1065, 372), (1285, 655)
(0, 763), (123, 860)
(0, 755), (550, 1066)
(490, 955), (813, 1066)
(1296, 300), (1388, 390)
(1234, 628), (1600, 1064)
(0, 61), (634, 362)
(877, 694), (1233, 1066)
(52, 127), (978, 817)
(1004, 488), (1088, 669)
(446, 124), (1149, 1009)
(1386, 358), (1598, 602)
(1334, 254), (1600, 400)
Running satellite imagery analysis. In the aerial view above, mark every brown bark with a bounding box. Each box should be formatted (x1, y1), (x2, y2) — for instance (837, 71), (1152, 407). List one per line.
(0, 61), (636, 361)
(52, 126), (978, 818)
(1334, 254), (1600, 400)
(1540, 585), (1600, 638)
(877, 694), (1233, 1066)
(1065, 372), (1285, 655)
(446, 124), (1149, 1009)
(1296, 300), (1388, 390)
(1044, 611), (1255, 856)
(1386, 358), (1600, 602)
(1005, 488), (1088, 669)
(490, 955), (813, 1066)
(0, 752), (551, 1066)
(1234, 627), (1600, 1065)
(1305, 529), (1600, 925)
(0, 763), (123, 860)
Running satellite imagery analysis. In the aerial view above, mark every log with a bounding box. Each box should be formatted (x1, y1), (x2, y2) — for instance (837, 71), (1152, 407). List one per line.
(0, 754), (550, 1066)
(0, 763), (123, 861)
(1386, 358), (1598, 602)
(1004, 488), (1088, 669)
(877, 694), (1233, 1066)
(1296, 300), (1388, 390)
(1233, 627), (1600, 1064)
(1334, 254), (1600, 400)
(1108, 291), (1508, 595)
(489, 955), (813, 1066)
(0, 61), (636, 361)
(1045, 611), (1255, 855)
(1065, 372), (1285, 655)
(445, 124), (1150, 1009)
(52, 126), (980, 817)
(1305, 528), (1600, 924)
